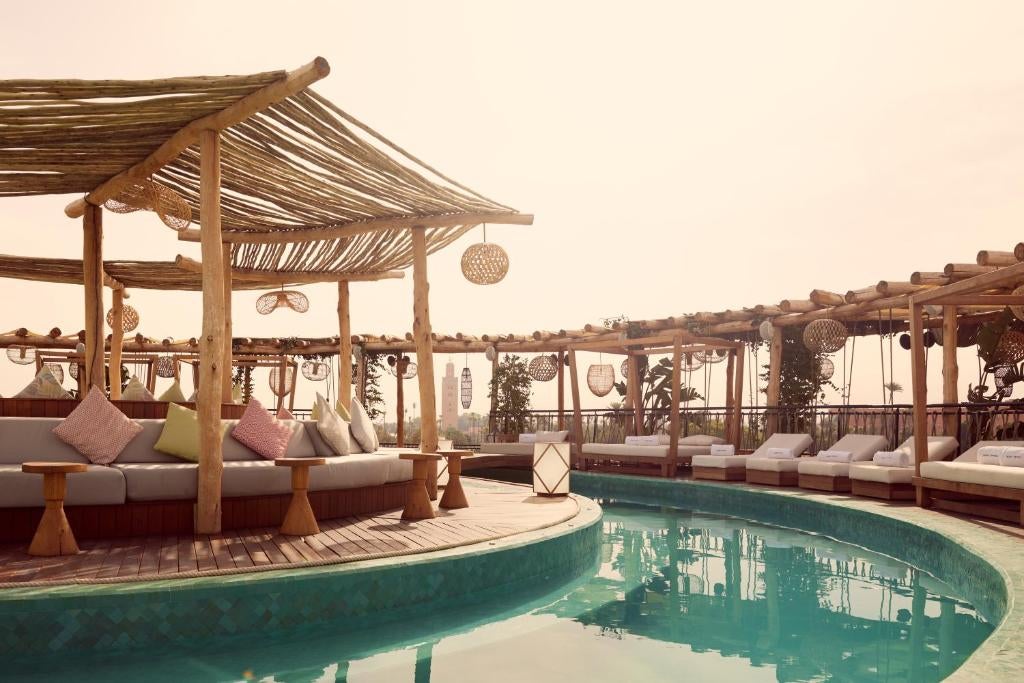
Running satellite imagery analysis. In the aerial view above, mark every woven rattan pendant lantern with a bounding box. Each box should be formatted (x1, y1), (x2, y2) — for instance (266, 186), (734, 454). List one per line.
(461, 224), (509, 285)
(6, 345), (36, 365)
(681, 352), (704, 372)
(993, 330), (1024, 365)
(817, 357), (835, 381)
(106, 304), (140, 332)
(256, 288), (309, 315)
(69, 362), (79, 380)
(155, 356), (177, 379)
(103, 178), (192, 231)
(529, 354), (558, 382)
(696, 349), (727, 364)
(485, 345), (498, 361)
(461, 367), (473, 409)
(44, 363), (65, 384)
(268, 366), (295, 396)
(803, 319), (848, 353)
(301, 360), (329, 382)
(388, 355), (418, 379)
(587, 363), (615, 397)
(759, 320), (775, 342)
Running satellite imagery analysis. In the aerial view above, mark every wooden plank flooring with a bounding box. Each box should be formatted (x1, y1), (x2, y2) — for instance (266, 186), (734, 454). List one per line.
(0, 480), (578, 587)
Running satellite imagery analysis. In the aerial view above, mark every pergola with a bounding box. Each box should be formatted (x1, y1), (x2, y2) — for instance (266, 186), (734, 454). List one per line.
(1, 58), (531, 533)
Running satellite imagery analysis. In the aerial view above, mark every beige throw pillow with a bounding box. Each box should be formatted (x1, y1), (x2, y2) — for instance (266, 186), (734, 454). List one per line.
(349, 397), (378, 452)
(15, 367), (72, 399)
(315, 393), (350, 456)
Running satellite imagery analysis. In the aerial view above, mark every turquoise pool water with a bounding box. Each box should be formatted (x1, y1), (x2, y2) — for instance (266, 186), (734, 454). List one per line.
(9, 500), (993, 682)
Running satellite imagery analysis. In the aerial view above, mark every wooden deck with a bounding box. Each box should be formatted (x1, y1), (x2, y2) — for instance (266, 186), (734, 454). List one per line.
(0, 479), (578, 587)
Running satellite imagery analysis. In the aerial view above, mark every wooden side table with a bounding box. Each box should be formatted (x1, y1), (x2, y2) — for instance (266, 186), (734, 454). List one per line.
(275, 457), (326, 536)
(22, 462), (88, 557)
(399, 453), (442, 520)
(438, 450), (472, 510)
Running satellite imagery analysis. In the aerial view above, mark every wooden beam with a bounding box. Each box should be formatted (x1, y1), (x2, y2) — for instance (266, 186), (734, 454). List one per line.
(177, 211), (534, 244)
(944, 263), (997, 278)
(911, 271), (951, 286)
(628, 355), (643, 436)
(912, 261), (1024, 304)
(724, 351), (735, 441)
(669, 338), (682, 476)
(732, 345), (745, 446)
(173, 255), (404, 284)
(909, 302), (928, 500)
(875, 281), (921, 297)
(65, 58), (331, 218)
(396, 362), (405, 448)
(221, 245), (233, 403)
(809, 290), (845, 307)
(942, 306), (958, 438)
(356, 351), (368, 405)
(766, 326), (782, 437)
(977, 250), (1018, 266)
(108, 288), (124, 399)
(919, 294), (1024, 306)
(82, 204), (105, 392)
(196, 129), (225, 535)
(337, 282), (352, 411)
(488, 351), (499, 435)
(411, 227), (439, 499)
(568, 348), (584, 459)
(779, 299), (821, 313)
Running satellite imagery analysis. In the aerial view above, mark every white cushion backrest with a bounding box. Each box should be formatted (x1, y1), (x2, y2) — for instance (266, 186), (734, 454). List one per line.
(955, 440), (1024, 463)
(896, 435), (959, 461)
(752, 433), (812, 458)
(830, 434), (888, 462)
(535, 430), (568, 443)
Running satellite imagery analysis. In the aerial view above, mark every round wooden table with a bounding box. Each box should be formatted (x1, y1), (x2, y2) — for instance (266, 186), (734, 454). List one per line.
(22, 461), (88, 557)
(438, 450), (473, 510)
(275, 457), (326, 536)
(399, 453), (442, 520)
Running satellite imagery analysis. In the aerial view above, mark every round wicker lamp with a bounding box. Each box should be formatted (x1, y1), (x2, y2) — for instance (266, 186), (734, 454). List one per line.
(681, 352), (704, 372)
(758, 320), (775, 342)
(256, 289), (309, 315)
(994, 365), (1014, 393)
(149, 183), (192, 231)
(301, 360), (329, 382)
(817, 357), (835, 381)
(802, 319), (848, 353)
(103, 179), (149, 214)
(103, 178), (192, 230)
(155, 356), (177, 379)
(106, 304), (140, 333)
(389, 356), (418, 379)
(1011, 284), (1024, 321)
(696, 349), (727, 364)
(528, 355), (558, 382)
(6, 345), (36, 365)
(461, 367), (473, 409)
(587, 364), (615, 397)
(268, 366), (295, 396)
(993, 330), (1024, 365)
(485, 345), (497, 361)
(44, 363), (64, 384)
(69, 362), (79, 380)
(460, 225), (509, 285)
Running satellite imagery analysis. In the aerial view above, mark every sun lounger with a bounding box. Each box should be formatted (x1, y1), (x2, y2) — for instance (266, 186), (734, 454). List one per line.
(797, 433), (888, 492)
(848, 435), (957, 500)
(916, 439), (1024, 525)
(581, 434), (724, 477)
(691, 433), (811, 483)
(742, 433), (815, 486)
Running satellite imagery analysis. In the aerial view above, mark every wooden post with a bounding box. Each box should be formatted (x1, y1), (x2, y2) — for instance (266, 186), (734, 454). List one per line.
(766, 326), (783, 437)
(568, 348), (584, 466)
(396, 362), (406, 448)
(337, 281), (352, 411)
(82, 204), (105, 392)
(357, 351), (368, 404)
(942, 306), (958, 438)
(276, 355), (288, 412)
(108, 288), (124, 399)
(628, 355), (643, 436)
(733, 345), (745, 447)
(411, 227), (439, 499)
(221, 245), (233, 403)
(196, 129), (225, 535)
(557, 350), (565, 431)
(488, 352), (500, 436)
(724, 351), (735, 442)
(669, 338), (682, 477)
(909, 301), (929, 507)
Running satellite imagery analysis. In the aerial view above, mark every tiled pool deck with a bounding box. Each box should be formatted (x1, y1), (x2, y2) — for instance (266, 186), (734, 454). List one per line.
(571, 472), (1024, 682)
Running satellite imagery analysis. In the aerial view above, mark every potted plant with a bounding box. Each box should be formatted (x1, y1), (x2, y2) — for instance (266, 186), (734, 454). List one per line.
(488, 354), (532, 441)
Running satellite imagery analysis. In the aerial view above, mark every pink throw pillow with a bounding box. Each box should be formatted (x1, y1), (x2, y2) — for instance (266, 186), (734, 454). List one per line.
(276, 406), (294, 420)
(52, 386), (143, 465)
(232, 399), (293, 460)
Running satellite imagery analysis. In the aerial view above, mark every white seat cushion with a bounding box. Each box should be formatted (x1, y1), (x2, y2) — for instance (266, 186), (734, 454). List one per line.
(582, 443), (670, 458)
(480, 443), (535, 456)
(920, 460), (1024, 490)
(692, 454), (747, 469)
(951, 440), (1024, 463)
(746, 456), (803, 472)
(115, 462), (197, 501)
(751, 433), (813, 458)
(828, 434), (888, 462)
(848, 462), (914, 484)
(894, 435), (959, 461)
(797, 460), (851, 477)
(0, 464), (125, 507)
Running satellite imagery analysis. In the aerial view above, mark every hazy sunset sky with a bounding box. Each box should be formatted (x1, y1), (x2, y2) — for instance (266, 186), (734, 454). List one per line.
(2, 1), (1023, 416)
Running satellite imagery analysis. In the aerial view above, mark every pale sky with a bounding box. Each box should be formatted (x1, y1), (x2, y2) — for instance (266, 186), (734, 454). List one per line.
(2, 1), (1024, 419)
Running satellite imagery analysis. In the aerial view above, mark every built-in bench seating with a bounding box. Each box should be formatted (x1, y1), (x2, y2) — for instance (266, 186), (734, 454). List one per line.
(0, 416), (413, 541)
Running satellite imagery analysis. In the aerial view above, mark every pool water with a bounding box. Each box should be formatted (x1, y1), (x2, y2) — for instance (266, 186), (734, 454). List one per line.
(14, 500), (994, 682)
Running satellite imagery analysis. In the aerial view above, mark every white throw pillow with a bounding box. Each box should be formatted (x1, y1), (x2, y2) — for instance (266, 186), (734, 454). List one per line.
(349, 397), (378, 452)
(536, 430), (569, 443)
(121, 375), (155, 401)
(679, 434), (727, 446)
(624, 435), (659, 446)
(15, 367), (71, 399)
(518, 433), (538, 444)
(315, 394), (350, 456)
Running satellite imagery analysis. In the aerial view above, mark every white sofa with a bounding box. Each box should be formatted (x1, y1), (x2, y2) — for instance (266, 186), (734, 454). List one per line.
(917, 440), (1024, 525)
(692, 433), (812, 484)
(848, 435), (958, 500)
(582, 434), (725, 477)
(796, 434), (889, 492)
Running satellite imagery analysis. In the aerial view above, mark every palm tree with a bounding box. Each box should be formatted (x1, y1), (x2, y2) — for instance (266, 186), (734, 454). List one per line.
(884, 381), (903, 405)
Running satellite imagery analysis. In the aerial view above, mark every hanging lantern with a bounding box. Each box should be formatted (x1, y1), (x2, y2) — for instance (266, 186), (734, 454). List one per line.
(696, 349), (727, 364)
(155, 356), (177, 378)
(460, 224), (509, 285)
(268, 366), (295, 396)
(353, 345), (363, 361)
(485, 345), (497, 361)
(256, 289), (310, 315)
(149, 183), (192, 231)
(957, 325), (978, 348)
(899, 333), (912, 350)
(461, 367), (473, 409)
(587, 364), (615, 397)
(993, 330), (1024, 365)
(803, 319), (848, 353)
(6, 345), (36, 365)
(106, 304), (140, 333)
(994, 365), (1014, 393)
(44, 363), (64, 384)
(619, 357), (649, 380)
(69, 362), (79, 380)
(75, 342), (86, 354)
(759, 320), (775, 342)
(103, 178), (192, 230)
(681, 352), (704, 372)
(1009, 284), (1024, 321)
(528, 355), (558, 382)
(301, 360), (330, 382)
(817, 357), (835, 381)
(923, 331), (936, 348)
(389, 356), (417, 379)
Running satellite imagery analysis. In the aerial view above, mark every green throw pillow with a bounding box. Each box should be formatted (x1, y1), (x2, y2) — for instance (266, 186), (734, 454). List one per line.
(158, 380), (187, 403)
(154, 402), (226, 462)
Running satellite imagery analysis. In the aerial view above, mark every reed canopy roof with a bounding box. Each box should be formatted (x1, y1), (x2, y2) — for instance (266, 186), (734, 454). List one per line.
(0, 58), (529, 276)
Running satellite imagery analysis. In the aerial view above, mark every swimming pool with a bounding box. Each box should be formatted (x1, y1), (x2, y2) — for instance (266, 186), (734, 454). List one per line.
(9, 498), (992, 682)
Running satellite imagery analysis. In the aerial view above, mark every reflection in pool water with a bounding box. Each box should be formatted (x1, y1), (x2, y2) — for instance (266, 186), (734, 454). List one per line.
(15, 501), (994, 682)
